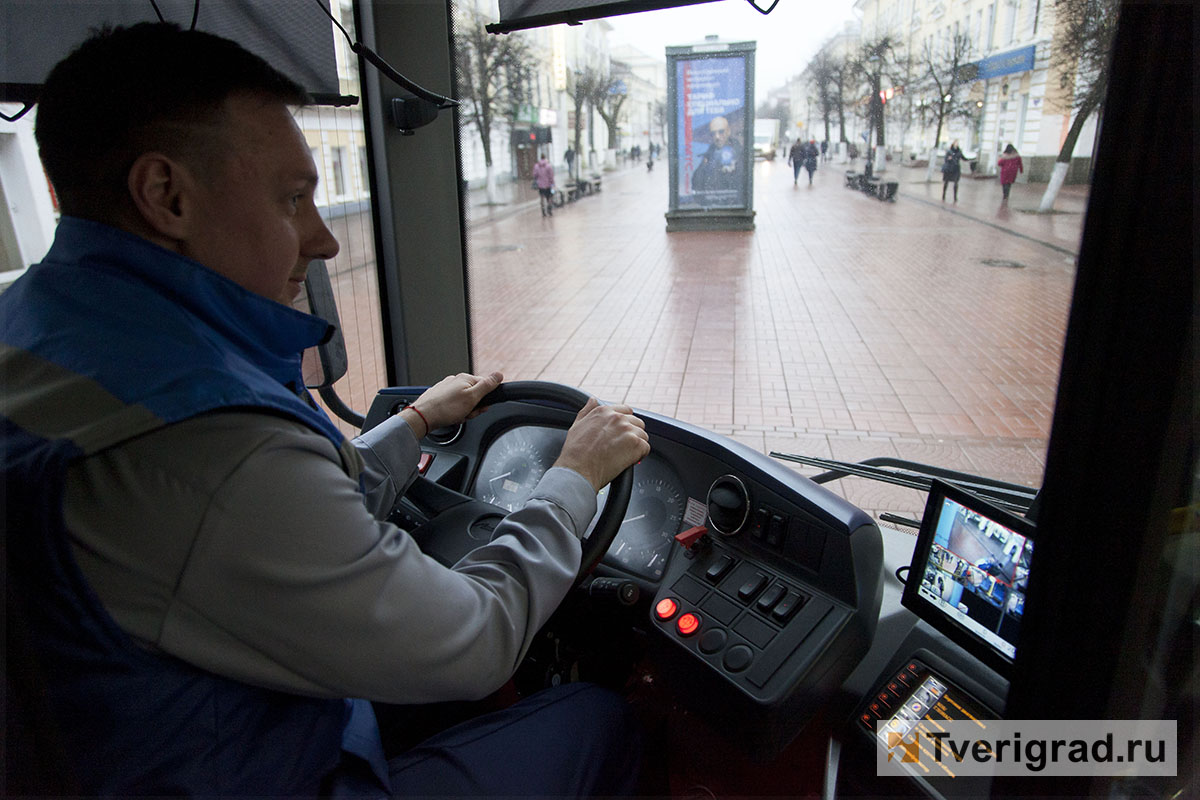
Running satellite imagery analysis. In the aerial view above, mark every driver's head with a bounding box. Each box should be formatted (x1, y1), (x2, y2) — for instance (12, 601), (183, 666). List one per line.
(709, 116), (731, 147)
(35, 22), (339, 306)
(36, 22), (310, 223)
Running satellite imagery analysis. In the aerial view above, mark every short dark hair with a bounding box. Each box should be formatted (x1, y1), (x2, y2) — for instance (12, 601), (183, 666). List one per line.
(35, 22), (309, 217)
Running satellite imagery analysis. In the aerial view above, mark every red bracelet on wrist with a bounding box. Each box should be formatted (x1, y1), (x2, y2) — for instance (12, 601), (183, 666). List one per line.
(408, 404), (430, 438)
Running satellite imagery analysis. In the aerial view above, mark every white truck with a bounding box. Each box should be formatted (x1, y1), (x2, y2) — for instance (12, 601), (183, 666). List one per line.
(753, 118), (780, 160)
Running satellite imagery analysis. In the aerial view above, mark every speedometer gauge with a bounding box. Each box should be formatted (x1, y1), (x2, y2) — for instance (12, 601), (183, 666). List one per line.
(472, 426), (564, 511)
(600, 458), (686, 580)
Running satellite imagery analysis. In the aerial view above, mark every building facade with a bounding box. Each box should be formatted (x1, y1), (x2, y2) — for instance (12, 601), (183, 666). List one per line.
(853, 0), (1099, 179)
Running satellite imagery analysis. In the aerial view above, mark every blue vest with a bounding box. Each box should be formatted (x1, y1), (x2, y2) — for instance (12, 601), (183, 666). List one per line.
(1, 218), (369, 795)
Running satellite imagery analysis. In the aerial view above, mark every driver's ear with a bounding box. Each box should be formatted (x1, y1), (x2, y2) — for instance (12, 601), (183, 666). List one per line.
(126, 152), (197, 240)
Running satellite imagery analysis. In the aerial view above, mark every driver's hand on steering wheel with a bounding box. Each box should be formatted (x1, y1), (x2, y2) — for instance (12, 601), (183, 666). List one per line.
(401, 371), (504, 437)
(554, 398), (651, 493)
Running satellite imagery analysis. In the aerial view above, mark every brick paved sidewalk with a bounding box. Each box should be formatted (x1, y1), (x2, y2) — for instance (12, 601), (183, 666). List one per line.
(463, 158), (1086, 523)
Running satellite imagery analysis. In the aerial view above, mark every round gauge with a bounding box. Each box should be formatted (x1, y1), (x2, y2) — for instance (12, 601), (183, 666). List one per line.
(472, 427), (563, 511)
(596, 458), (687, 580)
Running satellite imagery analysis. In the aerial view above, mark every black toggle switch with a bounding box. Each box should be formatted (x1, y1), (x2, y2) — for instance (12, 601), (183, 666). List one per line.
(737, 573), (768, 602)
(755, 583), (785, 613)
(770, 591), (805, 623)
(705, 554), (735, 583)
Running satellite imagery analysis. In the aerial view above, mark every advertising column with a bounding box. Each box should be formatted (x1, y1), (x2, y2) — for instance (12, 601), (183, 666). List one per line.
(665, 41), (756, 232)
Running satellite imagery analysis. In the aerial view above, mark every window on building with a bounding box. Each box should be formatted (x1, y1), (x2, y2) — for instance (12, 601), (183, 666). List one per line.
(1005, 0), (1019, 44)
(331, 146), (347, 197)
(311, 148), (328, 206)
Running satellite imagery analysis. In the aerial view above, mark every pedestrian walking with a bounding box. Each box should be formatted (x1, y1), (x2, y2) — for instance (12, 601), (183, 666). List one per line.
(997, 144), (1024, 201)
(820, 139), (829, 163)
(804, 139), (819, 185)
(787, 139), (806, 186)
(941, 139), (967, 202)
(564, 147), (575, 180)
(533, 151), (556, 216)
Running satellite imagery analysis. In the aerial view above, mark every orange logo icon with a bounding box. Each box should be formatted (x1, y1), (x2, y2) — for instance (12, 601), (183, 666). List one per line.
(887, 731), (921, 763)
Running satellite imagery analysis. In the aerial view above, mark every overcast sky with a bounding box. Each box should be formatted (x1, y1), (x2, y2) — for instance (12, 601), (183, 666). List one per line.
(606, 0), (860, 105)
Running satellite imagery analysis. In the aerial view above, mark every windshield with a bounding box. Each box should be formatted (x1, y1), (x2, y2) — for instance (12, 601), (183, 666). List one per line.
(453, 0), (1096, 524)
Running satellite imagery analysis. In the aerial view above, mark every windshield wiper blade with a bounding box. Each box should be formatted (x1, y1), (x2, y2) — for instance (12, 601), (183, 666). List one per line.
(768, 452), (1037, 514)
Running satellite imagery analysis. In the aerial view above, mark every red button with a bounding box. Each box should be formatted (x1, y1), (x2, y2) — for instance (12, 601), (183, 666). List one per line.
(655, 597), (679, 621)
(417, 453), (434, 474)
(676, 613), (700, 636)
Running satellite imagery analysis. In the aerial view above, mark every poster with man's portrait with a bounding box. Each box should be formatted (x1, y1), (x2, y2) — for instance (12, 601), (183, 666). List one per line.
(675, 54), (748, 209)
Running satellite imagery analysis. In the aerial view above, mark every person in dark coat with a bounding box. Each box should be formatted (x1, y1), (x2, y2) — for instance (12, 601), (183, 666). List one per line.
(941, 140), (967, 202)
(803, 139), (819, 185)
(787, 139), (805, 186)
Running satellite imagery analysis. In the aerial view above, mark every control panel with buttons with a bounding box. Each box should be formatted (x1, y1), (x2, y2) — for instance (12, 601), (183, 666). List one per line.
(650, 540), (852, 707)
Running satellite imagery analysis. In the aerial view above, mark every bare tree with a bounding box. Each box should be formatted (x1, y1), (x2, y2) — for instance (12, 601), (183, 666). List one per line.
(652, 100), (667, 147)
(1039, 0), (1120, 211)
(801, 48), (855, 149)
(807, 51), (839, 145)
(453, 13), (534, 204)
(829, 54), (854, 144)
(594, 74), (629, 157)
(567, 67), (604, 177)
(917, 32), (976, 179)
(853, 36), (898, 150)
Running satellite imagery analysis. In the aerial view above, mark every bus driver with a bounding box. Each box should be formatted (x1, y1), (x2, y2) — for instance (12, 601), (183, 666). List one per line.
(0, 22), (650, 797)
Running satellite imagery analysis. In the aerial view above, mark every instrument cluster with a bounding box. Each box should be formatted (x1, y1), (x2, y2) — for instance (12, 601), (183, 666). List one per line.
(470, 425), (689, 581)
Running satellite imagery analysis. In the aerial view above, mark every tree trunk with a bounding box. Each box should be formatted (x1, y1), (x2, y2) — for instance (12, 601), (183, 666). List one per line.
(484, 163), (498, 205)
(573, 112), (583, 180)
(925, 113), (945, 182)
(1038, 162), (1069, 213)
(1038, 97), (1096, 212)
(480, 126), (496, 204)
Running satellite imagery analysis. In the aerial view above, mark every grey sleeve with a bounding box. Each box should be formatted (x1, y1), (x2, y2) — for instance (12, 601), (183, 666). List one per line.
(65, 413), (597, 704)
(350, 412), (422, 519)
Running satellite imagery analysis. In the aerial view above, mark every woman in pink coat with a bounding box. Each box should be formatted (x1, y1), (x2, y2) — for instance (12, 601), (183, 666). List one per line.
(997, 144), (1024, 201)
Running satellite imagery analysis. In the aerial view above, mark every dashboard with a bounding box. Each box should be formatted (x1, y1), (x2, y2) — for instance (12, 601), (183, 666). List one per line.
(363, 385), (886, 754)
(362, 384), (1019, 795)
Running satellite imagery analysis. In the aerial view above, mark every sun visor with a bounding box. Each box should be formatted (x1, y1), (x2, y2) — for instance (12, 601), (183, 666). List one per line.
(1, 0), (346, 106)
(488, 0), (721, 34)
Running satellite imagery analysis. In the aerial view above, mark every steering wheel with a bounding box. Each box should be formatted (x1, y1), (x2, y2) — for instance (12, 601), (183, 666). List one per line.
(397, 381), (634, 584)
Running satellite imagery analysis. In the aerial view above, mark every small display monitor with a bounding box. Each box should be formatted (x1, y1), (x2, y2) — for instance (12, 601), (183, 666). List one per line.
(901, 480), (1035, 676)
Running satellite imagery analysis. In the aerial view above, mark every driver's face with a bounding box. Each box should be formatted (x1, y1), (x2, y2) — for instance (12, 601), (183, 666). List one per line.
(710, 118), (730, 147)
(181, 93), (339, 304)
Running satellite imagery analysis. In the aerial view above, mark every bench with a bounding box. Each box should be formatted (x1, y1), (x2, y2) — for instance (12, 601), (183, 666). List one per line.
(863, 176), (882, 197)
(844, 170), (861, 189)
(564, 182), (582, 202)
(875, 180), (899, 202)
